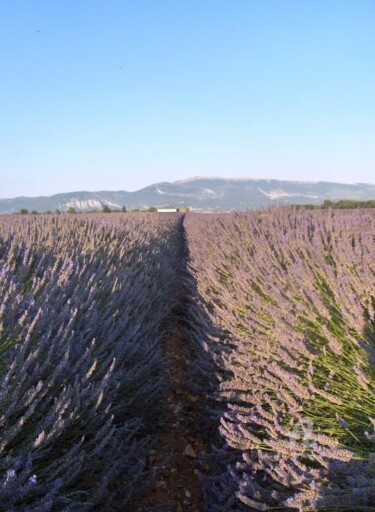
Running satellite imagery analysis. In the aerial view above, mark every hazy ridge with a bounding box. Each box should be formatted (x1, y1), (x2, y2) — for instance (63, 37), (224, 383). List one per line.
(1, 177), (375, 213)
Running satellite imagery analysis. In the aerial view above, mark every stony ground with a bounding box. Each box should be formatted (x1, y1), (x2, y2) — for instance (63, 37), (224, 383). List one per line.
(136, 327), (207, 512)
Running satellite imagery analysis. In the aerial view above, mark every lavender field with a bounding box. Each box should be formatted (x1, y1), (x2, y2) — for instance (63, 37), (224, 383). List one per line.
(0, 208), (374, 511)
(0, 213), (183, 511)
(185, 209), (375, 510)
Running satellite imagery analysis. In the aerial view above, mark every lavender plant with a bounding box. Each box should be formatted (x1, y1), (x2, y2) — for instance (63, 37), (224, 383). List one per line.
(184, 208), (375, 510)
(0, 213), (183, 511)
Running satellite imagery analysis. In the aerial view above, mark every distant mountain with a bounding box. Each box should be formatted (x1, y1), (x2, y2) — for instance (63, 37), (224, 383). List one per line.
(1, 178), (375, 213)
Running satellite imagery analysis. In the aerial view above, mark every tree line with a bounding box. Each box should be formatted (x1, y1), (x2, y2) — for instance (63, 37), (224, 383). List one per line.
(18, 206), (189, 214)
(294, 199), (375, 210)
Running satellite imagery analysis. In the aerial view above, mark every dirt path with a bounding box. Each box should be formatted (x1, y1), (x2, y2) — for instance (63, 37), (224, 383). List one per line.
(136, 326), (207, 512)
(135, 215), (208, 511)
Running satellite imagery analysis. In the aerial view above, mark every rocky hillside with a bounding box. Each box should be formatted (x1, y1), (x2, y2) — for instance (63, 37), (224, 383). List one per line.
(1, 177), (375, 213)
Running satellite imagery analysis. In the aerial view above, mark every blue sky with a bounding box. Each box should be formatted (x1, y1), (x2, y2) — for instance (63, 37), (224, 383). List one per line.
(0, 1), (374, 198)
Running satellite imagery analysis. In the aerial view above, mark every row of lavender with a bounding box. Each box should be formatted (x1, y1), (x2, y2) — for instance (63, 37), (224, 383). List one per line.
(0, 213), (182, 511)
(184, 208), (375, 510)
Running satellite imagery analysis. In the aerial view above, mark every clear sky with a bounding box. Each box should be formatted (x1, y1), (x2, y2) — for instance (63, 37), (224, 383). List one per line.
(0, 0), (374, 198)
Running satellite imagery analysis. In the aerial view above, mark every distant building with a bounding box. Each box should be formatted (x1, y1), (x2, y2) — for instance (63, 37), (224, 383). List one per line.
(157, 208), (179, 213)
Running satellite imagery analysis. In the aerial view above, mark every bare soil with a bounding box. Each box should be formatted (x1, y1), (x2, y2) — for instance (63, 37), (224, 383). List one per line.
(136, 327), (207, 512)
